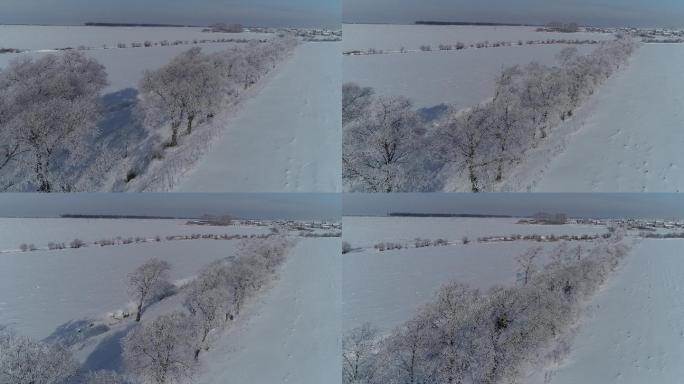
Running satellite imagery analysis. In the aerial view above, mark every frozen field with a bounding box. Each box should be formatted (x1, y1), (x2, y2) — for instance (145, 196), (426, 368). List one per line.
(343, 216), (610, 332)
(547, 239), (684, 383)
(343, 24), (614, 52)
(0, 218), (269, 250)
(199, 238), (341, 384)
(0, 25), (270, 51)
(176, 42), (342, 192)
(345, 44), (593, 109)
(0, 239), (246, 339)
(511, 44), (684, 192)
(344, 241), (567, 333)
(343, 216), (606, 249)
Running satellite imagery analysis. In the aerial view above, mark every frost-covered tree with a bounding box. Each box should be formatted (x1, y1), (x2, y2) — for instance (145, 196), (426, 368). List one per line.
(0, 51), (107, 191)
(342, 83), (375, 126)
(127, 259), (172, 321)
(226, 255), (269, 315)
(122, 312), (197, 384)
(343, 96), (420, 192)
(516, 247), (542, 286)
(184, 284), (229, 360)
(343, 323), (378, 384)
(436, 105), (493, 192)
(0, 328), (78, 384)
(139, 47), (225, 146)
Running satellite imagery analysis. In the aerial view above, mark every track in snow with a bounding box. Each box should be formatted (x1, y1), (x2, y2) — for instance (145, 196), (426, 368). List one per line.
(175, 42), (341, 192)
(549, 240), (684, 383)
(197, 238), (341, 384)
(526, 44), (684, 192)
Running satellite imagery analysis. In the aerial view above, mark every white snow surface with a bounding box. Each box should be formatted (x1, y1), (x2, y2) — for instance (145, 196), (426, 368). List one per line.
(175, 42), (341, 192)
(196, 237), (341, 384)
(342, 24), (614, 52)
(0, 25), (270, 51)
(547, 239), (684, 383)
(510, 44), (684, 192)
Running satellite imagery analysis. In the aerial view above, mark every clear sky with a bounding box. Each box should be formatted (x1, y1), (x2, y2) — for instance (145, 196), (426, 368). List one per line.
(0, 193), (341, 221)
(344, 0), (684, 28)
(344, 194), (684, 219)
(0, 0), (340, 28)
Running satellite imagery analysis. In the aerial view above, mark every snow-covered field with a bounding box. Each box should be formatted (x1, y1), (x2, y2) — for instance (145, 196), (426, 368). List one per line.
(0, 218), (269, 338)
(175, 42), (342, 192)
(510, 44), (684, 192)
(0, 25), (270, 51)
(343, 216), (609, 332)
(343, 24), (609, 108)
(343, 24), (615, 52)
(548, 239), (684, 383)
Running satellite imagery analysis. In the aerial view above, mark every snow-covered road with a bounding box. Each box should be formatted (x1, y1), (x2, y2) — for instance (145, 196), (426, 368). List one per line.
(524, 44), (684, 192)
(549, 240), (684, 383)
(175, 42), (341, 192)
(198, 238), (341, 384)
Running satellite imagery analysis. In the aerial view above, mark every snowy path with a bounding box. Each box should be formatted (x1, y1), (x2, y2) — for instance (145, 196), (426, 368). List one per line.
(525, 44), (684, 192)
(175, 42), (341, 192)
(549, 240), (684, 383)
(198, 238), (341, 384)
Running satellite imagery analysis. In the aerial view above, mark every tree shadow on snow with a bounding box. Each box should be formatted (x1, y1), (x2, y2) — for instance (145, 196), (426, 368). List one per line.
(82, 323), (137, 373)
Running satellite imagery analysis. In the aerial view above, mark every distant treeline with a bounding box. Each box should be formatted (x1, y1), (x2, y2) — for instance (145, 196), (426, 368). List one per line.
(60, 214), (181, 220)
(388, 213), (514, 218)
(415, 21), (531, 27)
(84, 22), (201, 27)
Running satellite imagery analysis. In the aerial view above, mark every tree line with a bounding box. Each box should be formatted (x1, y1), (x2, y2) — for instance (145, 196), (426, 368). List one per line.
(0, 236), (292, 384)
(343, 38), (638, 192)
(343, 235), (631, 384)
(0, 35), (298, 192)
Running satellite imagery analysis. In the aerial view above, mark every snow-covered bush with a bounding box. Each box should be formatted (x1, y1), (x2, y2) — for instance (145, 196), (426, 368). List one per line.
(70, 238), (86, 248)
(342, 241), (352, 254)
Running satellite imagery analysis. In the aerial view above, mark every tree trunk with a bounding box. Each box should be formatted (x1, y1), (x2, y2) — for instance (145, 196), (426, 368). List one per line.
(170, 121), (180, 147)
(186, 114), (195, 135)
(34, 152), (51, 192)
(135, 302), (143, 322)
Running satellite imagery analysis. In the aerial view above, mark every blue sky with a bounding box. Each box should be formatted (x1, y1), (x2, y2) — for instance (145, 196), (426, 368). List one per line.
(0, 193), (341, 220)
(344, 194), (684, 219)
(344, 0), (684, 27)
(0, 0), (340, 27)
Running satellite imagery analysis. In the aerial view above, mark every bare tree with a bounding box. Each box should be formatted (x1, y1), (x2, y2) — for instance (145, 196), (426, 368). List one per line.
(343, 82), (375, 126)
(0, 51), (107, 191)
(343, 96), (420, 192)
(516, 247), (542, 286)
(0, 327), (78, 384)
(122, 312), (197, 384)
(127, 259), (172, 321)
(343, 323), (379, 384)
(139, 48), (224, 147)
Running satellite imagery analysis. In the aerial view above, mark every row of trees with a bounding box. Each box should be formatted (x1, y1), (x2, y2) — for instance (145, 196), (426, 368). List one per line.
(140, 36), (298, 147)
(122, 236), (292, 383)
(0, 236), (292, 384)
(0, 35), (297, 192)
(343, 236), (630, 384)
(343, 38), (638, 192)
